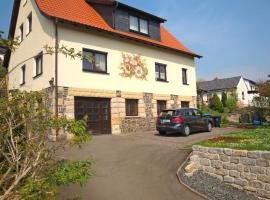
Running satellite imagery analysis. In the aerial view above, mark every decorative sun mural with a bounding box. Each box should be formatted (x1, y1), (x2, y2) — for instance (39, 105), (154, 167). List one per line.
(119, 53), (148, 80)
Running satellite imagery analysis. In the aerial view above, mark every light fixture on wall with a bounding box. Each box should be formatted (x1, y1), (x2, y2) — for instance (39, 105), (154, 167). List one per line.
(49, 78), (54, 88)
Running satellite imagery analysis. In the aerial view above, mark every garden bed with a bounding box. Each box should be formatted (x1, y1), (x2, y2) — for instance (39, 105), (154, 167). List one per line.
(196, 126), (270, 151)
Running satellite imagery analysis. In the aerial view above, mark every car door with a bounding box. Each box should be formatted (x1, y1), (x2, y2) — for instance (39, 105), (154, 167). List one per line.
(192, 109), (206, 131)
(186, 109), (198, 131)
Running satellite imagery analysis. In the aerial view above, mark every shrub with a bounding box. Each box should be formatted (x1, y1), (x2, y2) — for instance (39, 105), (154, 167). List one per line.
(226, 98), (238, 112)
(210, 93), (224, 113)
(0, 91), (93, 200)
(221, 92), (227, 107)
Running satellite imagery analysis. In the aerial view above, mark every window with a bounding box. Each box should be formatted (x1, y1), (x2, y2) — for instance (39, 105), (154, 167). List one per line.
(19, 24), (24, 43)
(129, 15), (149, 35)
(242, 92), (245, 100)
(83, 49), (107, 73)
(26, 13), (32, 35)
(126, 99), (138, 116)
(139, 18), (148, 34)
(182, 68), (188, 85)
(33, 52), (43, 77)
(20, 65), (26, 85)
(192, 109), (202, 117)
(155, 63), (167, 81)
(157, 100), (166, 115)
(181, 101), (190, 108)
(129, 16), (139, 32)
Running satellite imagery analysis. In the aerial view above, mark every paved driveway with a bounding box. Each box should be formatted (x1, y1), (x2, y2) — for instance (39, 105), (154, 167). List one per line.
(60, 127), (241, 200)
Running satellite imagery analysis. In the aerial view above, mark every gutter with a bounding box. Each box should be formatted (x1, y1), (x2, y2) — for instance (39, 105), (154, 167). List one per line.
(54, 19), (59, 119)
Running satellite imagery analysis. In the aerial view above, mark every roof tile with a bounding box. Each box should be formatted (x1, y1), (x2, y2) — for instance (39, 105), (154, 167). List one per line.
(35, 0), (199, 57)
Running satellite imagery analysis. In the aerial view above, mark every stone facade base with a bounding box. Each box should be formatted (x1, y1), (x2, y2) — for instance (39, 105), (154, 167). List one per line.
(186, 145), (270, 199)
(46, 87), (197, 135)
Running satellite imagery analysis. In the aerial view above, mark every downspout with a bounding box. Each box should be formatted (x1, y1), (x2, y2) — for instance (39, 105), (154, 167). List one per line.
(54, 19), (59, 120)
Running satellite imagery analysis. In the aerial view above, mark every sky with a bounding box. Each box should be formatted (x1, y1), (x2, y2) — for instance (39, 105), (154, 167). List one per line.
(0, 0), (270, 81)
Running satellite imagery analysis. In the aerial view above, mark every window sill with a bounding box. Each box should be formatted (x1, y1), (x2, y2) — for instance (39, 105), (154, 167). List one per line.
(129, 29), (150, 37)
(83, 70), (110, 75)
(183, 83), (189, 86)
(125, 116), (141, 118)
(33, 73), (43, 79)
(20, 82), (25, 86)
(156, 79), (169, 83)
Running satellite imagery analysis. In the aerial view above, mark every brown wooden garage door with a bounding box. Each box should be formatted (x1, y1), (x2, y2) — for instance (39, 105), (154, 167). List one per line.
(75, 97), (111, 134)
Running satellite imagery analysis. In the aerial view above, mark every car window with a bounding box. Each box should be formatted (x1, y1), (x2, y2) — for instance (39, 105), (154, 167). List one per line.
(193, 109), (202, 117)
(159, 110), (176, 117)
(186, 110), (193, 116)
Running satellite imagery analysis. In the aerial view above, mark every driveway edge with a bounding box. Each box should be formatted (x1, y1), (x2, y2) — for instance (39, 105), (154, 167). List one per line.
(176, 151), (209, 200)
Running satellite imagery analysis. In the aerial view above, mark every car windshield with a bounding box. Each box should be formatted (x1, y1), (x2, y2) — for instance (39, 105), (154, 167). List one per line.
(159, 110), (177, 117)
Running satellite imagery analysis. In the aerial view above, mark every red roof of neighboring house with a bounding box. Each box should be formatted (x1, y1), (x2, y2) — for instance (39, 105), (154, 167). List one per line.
(35, 0), (200, 57)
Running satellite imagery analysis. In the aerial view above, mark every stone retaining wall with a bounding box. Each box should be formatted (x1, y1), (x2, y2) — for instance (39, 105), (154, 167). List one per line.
(186, 146), (270, 199)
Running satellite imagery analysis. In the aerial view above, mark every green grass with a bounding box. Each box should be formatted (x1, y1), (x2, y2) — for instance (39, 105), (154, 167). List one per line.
(196, 126), (270, 151)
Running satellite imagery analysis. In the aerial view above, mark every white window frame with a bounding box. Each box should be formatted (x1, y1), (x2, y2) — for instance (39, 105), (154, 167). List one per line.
(26, 13), (32, 35)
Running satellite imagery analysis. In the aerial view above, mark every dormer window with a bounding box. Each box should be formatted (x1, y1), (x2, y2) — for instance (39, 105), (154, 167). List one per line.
(129, 15), (149, 35)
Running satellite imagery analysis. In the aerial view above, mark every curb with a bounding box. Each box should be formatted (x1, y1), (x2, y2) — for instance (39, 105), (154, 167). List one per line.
(176, 152), (209, 200)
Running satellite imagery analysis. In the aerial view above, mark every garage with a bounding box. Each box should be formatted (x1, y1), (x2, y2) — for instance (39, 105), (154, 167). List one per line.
(75, 97), (111, 134)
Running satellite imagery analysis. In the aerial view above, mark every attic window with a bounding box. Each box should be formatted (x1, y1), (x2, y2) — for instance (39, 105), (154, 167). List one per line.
(129, 15), (149, 35)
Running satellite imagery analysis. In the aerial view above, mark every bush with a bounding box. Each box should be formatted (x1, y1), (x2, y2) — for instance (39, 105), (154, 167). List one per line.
(210, 93), (224, 113)
(0, 91), (93, 200)
(226, 98), (238, 112)
(221, 92), (227, 107)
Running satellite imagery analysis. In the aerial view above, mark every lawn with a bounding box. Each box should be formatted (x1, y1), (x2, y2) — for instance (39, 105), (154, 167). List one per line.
(196, 126), (270, 151)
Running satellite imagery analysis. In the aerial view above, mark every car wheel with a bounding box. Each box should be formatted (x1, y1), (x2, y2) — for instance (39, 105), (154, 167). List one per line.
(207, 122), (213, 132)
(159, 131), (166, 136)
(183, 125), (190, 136)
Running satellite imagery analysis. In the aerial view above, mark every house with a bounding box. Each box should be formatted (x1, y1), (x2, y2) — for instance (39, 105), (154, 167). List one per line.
(197, 76), (257, 107)
(5, 0), (201, 135)
(0, 32), (7, 64)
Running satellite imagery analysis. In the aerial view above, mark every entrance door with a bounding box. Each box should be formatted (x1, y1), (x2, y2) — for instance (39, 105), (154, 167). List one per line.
(181, 101), (190, 108)
(75, 97), (111, 134)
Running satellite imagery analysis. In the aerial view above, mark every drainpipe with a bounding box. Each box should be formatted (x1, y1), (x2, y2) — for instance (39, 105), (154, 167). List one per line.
(54, 19), (59, 120)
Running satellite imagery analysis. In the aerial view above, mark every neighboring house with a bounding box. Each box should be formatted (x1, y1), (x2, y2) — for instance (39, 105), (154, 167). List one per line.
(6, 0), (201, 135)
(197, 76), (257, 107)
(0, 46), (6, 64)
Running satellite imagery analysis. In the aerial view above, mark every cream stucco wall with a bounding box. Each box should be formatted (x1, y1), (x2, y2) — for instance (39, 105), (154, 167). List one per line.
(57, 25), (197, 97)
(8, 0), (55, 91)
(236, 77), (249, 105)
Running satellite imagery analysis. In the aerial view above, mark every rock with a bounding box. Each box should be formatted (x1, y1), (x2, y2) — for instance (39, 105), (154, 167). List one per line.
(224, 148), (232, 156)
(229, 170), (240, 178)
(240, 172), (257, 181)
(223, 163), (237, 170)
(230, 157), (240, 164)
(258, 175), (270, 183)
(261, 152), (270, 160)
(235, 178), (248, 187)
(258, 189), (270, 199)
(240, 157), (256, 166)
(220, 154), (230, 162)
(256, 159), (269, 167)
(200, 158), (211, 166)
(250, 166), (266, 174)
(208, 148), (223, 154)
(247, 151), (261, 159)
(232, 150), (248, 157)
(249, 181), (264, 189)
(224, 176), (234, 183)
(211, 160), (223, 169)
(185, 162), (198, 174)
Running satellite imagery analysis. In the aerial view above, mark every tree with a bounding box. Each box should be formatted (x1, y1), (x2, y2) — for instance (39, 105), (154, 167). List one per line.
(252, 81), (270, 120)
(0, 34), (93, 200)
(221, 92), (227, 107)
(209, 93), (224, 113)
(0, 91), (93, 200)
(226, 98), (238, 112)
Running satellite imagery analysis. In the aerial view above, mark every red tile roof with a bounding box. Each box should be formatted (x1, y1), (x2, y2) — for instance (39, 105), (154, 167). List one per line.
(35, 0), (200, 57)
